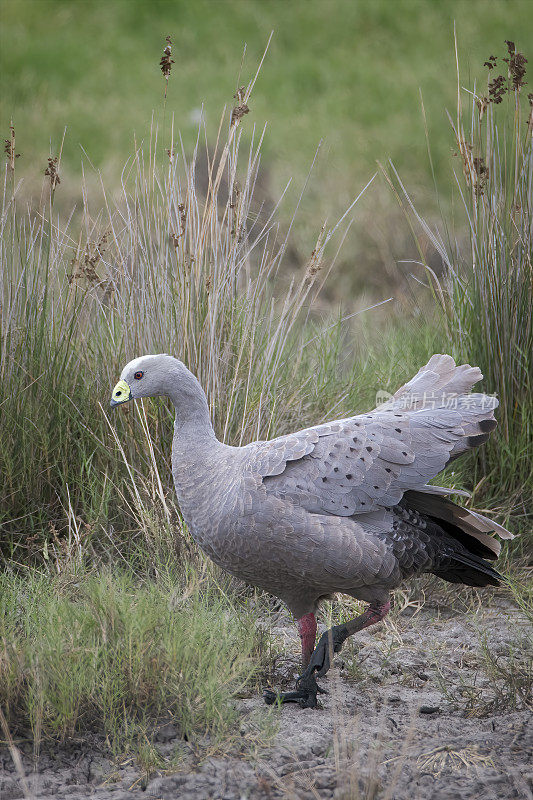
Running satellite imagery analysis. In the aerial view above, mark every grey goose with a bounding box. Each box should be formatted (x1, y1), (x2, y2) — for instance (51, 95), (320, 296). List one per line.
(110, 353), (513, 707)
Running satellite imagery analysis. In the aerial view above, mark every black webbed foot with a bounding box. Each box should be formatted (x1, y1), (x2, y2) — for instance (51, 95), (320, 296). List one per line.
(263, 624), (347, 708)
(295, 671), (327, 708)
(263, 673), (327, 708)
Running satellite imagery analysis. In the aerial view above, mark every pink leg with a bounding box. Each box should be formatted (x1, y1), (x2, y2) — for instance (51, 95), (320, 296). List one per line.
(264, 601), (391, 708)
(305, 598), (391, 679)
(345, 599), (391, 635)
(297, 612), (317, 667)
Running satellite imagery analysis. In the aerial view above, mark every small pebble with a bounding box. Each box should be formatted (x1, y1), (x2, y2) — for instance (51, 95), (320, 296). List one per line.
(419, 705), (440, 714)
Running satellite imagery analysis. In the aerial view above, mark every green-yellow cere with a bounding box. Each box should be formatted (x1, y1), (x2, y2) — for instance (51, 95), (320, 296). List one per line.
(110, 379), (131, 406)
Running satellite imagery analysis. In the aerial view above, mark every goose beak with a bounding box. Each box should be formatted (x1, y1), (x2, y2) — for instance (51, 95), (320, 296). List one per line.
(110, 379), (132, 407)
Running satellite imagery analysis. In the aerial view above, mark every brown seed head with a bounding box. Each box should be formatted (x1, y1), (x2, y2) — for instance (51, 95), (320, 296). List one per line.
(488, 74), (507, 104)
(178, 202), (186, 231)
(305, 224), (327, 281)
(231, 87), (249, 126)
(503, 41), (527, 92)
(4, 124), (20, 171)
(160, 35), (174, 80)
(472, 156), (489, 195)
(457, 137), (487, 195)
(69, 232), (108, 284)
(231, 103), (250, 126)
(44, 156), (60, 189)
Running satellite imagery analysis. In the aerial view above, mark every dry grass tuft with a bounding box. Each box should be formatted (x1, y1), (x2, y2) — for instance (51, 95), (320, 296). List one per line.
(416, 744), (495, 776)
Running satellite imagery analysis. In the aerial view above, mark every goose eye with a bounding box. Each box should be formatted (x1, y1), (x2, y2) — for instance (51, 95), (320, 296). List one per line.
(134, 371), (144, 380)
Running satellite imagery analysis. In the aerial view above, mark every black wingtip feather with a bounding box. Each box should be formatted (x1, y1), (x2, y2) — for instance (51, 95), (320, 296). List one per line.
(468, 433), (490, 448)
(479, 418), (498, 432)
(434, 551), (503, 588)
(426, 513), (498, 560)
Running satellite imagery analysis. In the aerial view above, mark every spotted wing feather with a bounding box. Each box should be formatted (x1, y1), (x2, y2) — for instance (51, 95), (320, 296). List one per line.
(249, 355), (499, 517)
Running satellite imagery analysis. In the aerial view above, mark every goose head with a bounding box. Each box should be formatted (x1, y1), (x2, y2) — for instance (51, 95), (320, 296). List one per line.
(110, 354), (212, 433)
(110, 354), (182, 406)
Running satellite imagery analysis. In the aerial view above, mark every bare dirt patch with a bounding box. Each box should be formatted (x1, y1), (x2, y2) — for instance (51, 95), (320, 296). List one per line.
(2, 598), (531, 800)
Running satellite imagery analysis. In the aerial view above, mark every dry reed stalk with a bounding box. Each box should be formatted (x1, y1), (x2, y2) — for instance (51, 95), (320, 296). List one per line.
(0, 707), (34, 800)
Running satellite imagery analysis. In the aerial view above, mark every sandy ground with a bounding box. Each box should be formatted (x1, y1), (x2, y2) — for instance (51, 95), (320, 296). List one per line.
(2, 595), (531, 800)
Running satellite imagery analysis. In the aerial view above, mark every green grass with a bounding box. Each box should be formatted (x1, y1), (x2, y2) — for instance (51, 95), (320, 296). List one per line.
(0, 562), (270, 752)
(2, 0), (532, 219)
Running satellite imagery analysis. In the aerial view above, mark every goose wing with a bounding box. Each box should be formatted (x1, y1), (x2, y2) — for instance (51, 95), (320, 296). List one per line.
(249, 355), (500, 518)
